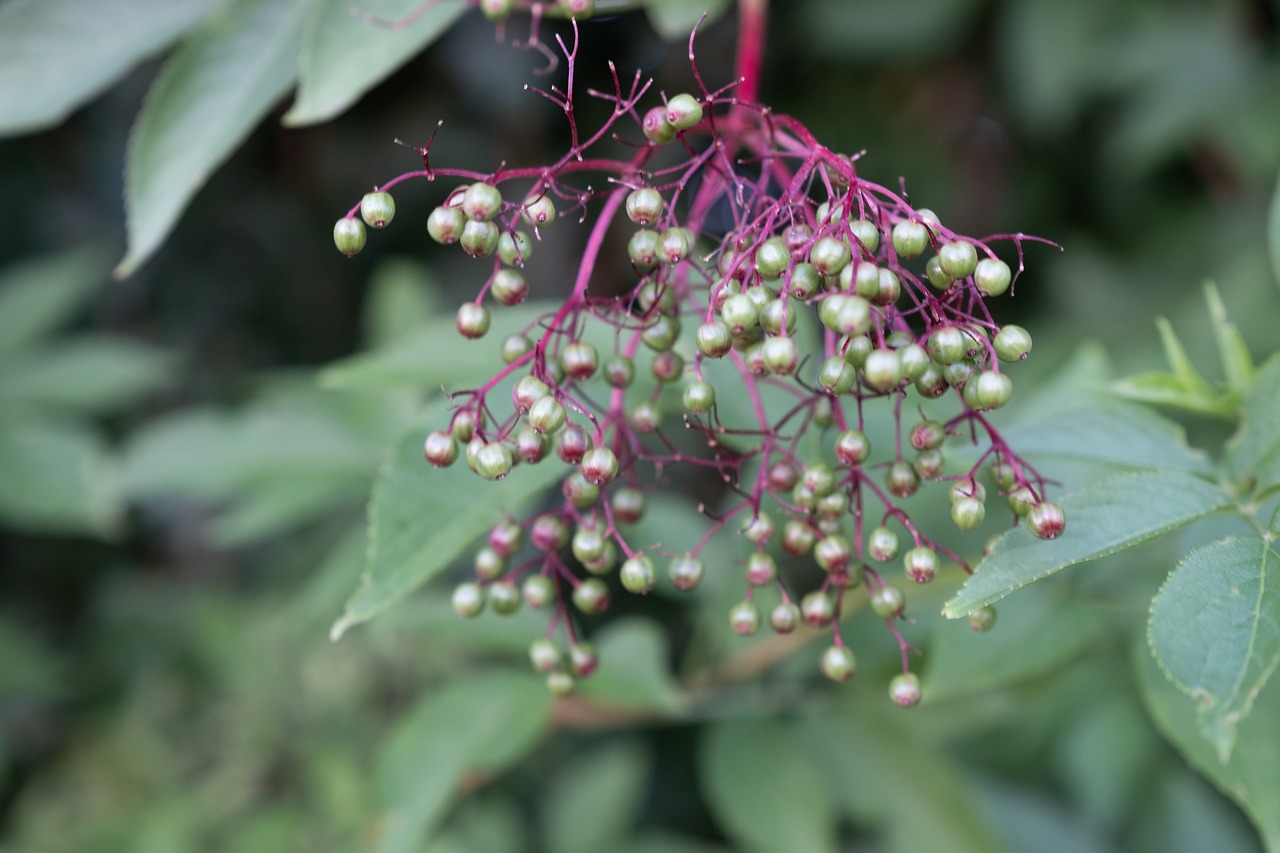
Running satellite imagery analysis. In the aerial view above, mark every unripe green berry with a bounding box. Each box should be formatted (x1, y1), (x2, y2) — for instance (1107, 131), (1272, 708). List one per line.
(928, 327), (968, 364)
(360, 191), (395, 228)
(481, 0), (512, 19)
(729, 601), (761, 635)
(650, 350), (684, 383)
(969, 370), (1013, 411)
(801, 591), (836, 627)
(626, 188), (664, 225)
(867, 526), (900, 562)
(834, 429), (871, 466)
(696, 320), (733, 358)
(862, 348), (902, 393)
(611, 487), (646, 524)
(488, 580), (521, 615)
(754, 237), (790, 279)
(560, 341), (599, 379)
(849, 219), (880, 255)
(950, 478), (987, 503)
(628, 229), (662, 272)
(451, 582), (485, 618)
(571, 527), (607, 567)
(994, 324), (1032, 361)
(810, 236), (852, 276)
(788, 262), (821, 300)
(951, 497), (986, 530)
(333, 217), (367, 256)
(529, 638), (562, 672)
(683, 379), (716, 413)
(428, 206), (466, 244)
(759, 298), (799, 337)
(814, 534), (852, 572)
(818, 356), (856, 394)
(512, 375), (550, 413)
(898, 343), (931, 381)
(620, 555), (657, 594)
(720, 293), (759, 334)
(475, 441), (514, 480)
(974, 257), (1011, 296)
(603, 355), (635, 388)
(762, 336), (799, 375)
(629, 400), (662, 432)
(665, 93), (703, 130)
(903, 546), (939, 584)
(820, 645), (856, 682)
(886, 460), (920, 497)
(889, 672), (921, 706)
(546, 670), (574, 696)
(938, 240), (978, 278)
(770, 602), (801, 633)
(491, 269), (528, 306)
(497, 230), (532, 266)
(743, 552), (777, 586)
(462, 182), (503, 221)
(642, 106), (676, 144)
(969, 605), (997, 632)
(460, 219), (500, 257)
(668, 553), (704, 591)
(521, 192), (556, 227)
(522, 575), (555, 608)
(870, 584), (906, 618)
(892, 220), (928, 258)
(1027, 501), (1066, 539)
(572, 578), (610, 614)
(581, 446), (619, 486)
(914, 363), (948, 398)
(913, 448), (944, 480)
(473, 545), (507, 580)
(782, 519), (817, 556)
(660, 227), (693, 263)
(641, 314), (680, 352)
(925, 255), (953, 290)
(843, 334), (873, 367)
(424, 430), (459, 467)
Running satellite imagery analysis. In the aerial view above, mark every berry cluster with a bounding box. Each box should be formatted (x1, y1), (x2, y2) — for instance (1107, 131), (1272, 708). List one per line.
(334, 21), (1063, 703)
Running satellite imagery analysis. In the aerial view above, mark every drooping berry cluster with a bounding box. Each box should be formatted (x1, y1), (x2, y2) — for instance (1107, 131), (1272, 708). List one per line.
(334, 20), (1064, 702)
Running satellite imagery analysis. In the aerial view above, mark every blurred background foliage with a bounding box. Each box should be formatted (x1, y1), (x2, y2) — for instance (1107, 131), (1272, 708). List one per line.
(1, 0), (1279, 850)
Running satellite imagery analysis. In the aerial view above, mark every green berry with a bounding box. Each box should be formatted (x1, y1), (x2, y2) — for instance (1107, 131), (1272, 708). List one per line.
(818, 356), (855, 394)
(546, 670), (574, 696)
(360, 191), (396, 228)
(969, 370), (1013, 411)
(730, 601), (761, 635)
(969, 605), (997, 632)
(903, 546), (938, 584)
(866, 526), (899, 562)
(834, 429), (871, 466)
(754, 237), (790, 279)
(862, 348), (902, 393)
(696, 320), (733, 358)
(744, 552), (777, 586)
(423, 430), (458, 467)
(626, 189), (664, 225)
(560, 341), (599, 379)
(720, 293), (759, 334)
(1027, 501), (1066, 539)
(428, 206), (466, 244)
(762, 336), (799, 375)
(460, 219), (500, 257)
(683, 379), (716, 413)
(886, 460), (920, 497)
(974, 257), (1011, 296)
(333, 217), (367, 256)
(801, 591), (836, 627)
(849, 219), (880, 256)
(629, 400), (662, 432)
(665, 93), (703, 130)
(809, 236), (852, 276)
(870, 584), (906, 618)
(788, 262), (821, 300)
(889, 673), (921, 706)
(951, 497), (986, 530)
(628, 229), (662, 272)
(462, 182), (503, 221)
(770, 602), (801, 633)
(892, 220), (928, 258)
(501, 333), (533, 364)
(660, 226), (693, 263)
(529, 638), (562, 673)
(581, 446), (619, 485)
(782, 519), (817, 556)
(475, 441), (514, 480)
(572, 578), (610, 614)
(491, 269), (528, 306)
(603, 355), (635, 388)
(521, 192), (557, 227)
(925, 255), (953, 290)
(488, 580), (521, 615)
(451, 582), (485, 618)
(522, 575), (555, 608)
(497, 230), (533, 266)
(668, 553), (704, 591)
(611, 487), (646, 524)
(820, 645), (856, 682)
(473, 545), (507, 580)
(814, 534), (852, 573)
(642, 106), (676, 144)
(938, 240), (978, 278)
(994, 324), (1032, 361)
(620, 555), (657, 594)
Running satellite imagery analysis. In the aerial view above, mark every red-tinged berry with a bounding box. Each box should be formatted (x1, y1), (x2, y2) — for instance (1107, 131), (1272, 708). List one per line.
(571, 526), (607, 566)
(521, 192), (556, 227)
(333, 217), (367, 256)
(568, 643), (598, 678)
(428, 206), (465, 243)
(475, 441), (513, 480)
(512, 375), (550, 413)
(531, 514), (569, 553)
(572, 578), (610, 613)
(556, 423), (591, 464)
(729, 601), (761, 635)
(603, 354), (635, 388)
(1027, 501), (1066, 539)
(522, 575), (555, 608)
(460, 219), (500, 257)
(889, 673), (921, 706)
(628, 229), (661, 272)
(581, 446), (619, 485)
(665, 92), (703, 130)
(835, 429), (871, 466)
(913, 448), (944, 480)
(870, 584), (906, 618)
(903, 546), (938, 584)
(560, 341), (599, 379)
(629, 400), (662, 433)
(546, 670), (574, 696)
(611, 488), (646, 524)
(473, 546), (506, 580)
(820, 644), (856, 682)
(866, 526), (899, 562)
(529, 638), (562, 672)
(668, 553), (704, 591)
(488, 519), (524, 556)
(814, 535), (852, 573)
(801, 591), (835, 627)
(744, 551), (778, 586)
(762, 335), (799, 375)
(697, 320), (733, 358)
(642, 106), (676, 144)
(424, 430), (458, 467)
(462, 182), (503, 221)
(969, 605), (997, 632)
(452, 582), (485, 618)
(886, 460), (920, 497)
(562, 471), (599, 509)
(741, 512), (776, 545)
(528, 395), (567, 434)
(909, 419), (947, 451)
(620, 555), (656, 594)
(770, 602), (801, 633)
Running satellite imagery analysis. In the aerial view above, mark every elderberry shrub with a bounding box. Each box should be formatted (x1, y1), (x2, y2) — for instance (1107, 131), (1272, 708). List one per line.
(336, 19), (1062, 700)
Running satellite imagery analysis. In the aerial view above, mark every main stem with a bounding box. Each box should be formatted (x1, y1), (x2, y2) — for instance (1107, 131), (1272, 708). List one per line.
(735, 0), (768, 104)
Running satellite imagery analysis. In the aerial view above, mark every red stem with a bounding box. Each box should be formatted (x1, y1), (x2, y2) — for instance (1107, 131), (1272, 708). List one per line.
(735, 0), (767, 105)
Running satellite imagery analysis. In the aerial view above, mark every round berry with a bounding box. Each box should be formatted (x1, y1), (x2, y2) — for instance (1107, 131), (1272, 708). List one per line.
(862, 348), (902, 393)
(768, 460), (800, 491)
(1027, 501), (1066, 539)
(629, 400), (662, 432)
(730, 601), (761, 635)
(475, 441), (514, 480)
(620, 555), (657, 594)
(870, 584), (906, 619)
(556, 424), (591, 464)
(969, 370), (1013, 411)
(892, 220), (928, 258)
(659, 226), (693, 263)
(571, 526), (608, 566)
(1006, 484), (1038, 516)
(849, 219), (880, 255)
(819, 356), (856, 394)
(754, 237), (790, 279)
(360, 191), (395, 228)
(925, 255), (953, 290)
(928, 327), (968, 364)
(720, 293), (759, 334)
(516, 424), (550, 463)
(885, 460), (920, 497)
(741, 512), (775, 545)
(834, 429), (871, 466)
(683, 379), (716, 413)
(810, 236), (852, 276)
(333, 217), (367, 256)
(428, 206), (466, 244)
(512, 375), (550, 413)
(531, 514), (569, 552)
(697, 320), (733, 358)
(501, 333), (534, 364)
(488, 580), (521, 615)
(668, 553), (704, 591)
(460, 219), (500, 257)
(489, 519), (524, 556)
(568, 643), (598, 677)
(641, 314), (680, 351)
(994, 324), (1032, 361)
(572, 578), (610, 614)
(820, 645), (856, 682)
(451, 582), (485, 618)
(974, 257), (1011, 297)
(562, 471), (599, 510)
(462, 182), (503, 221)
(642, 106), (676, 144)
(529, 638), (562, 672)
(626, 189), (664, 225)
(522, 575), (555, 608)
(969, 605), (997, 632)
(581, 446), (619, 485)
(490, 269), (528, 306)
(788, 262), (821, 299)
(951, 497), (986, 530)
(770, 602), (801, 634)
(801, 591), (835, 628)
(665, 93), (703, 130)
(909, 420), (947, 451)
(913, 448), (944, 480)
(814, 535), (852, 573)
(651, 351), (684, 384)
(611, 487), (646, 524)
(842, 334), (873, 367)
(938, 240), (978, 278)
(473, 545), (507, 580)
(560, 341), (599, 379)
(889, 673), (921, 706)
(866, 526), (899, 562)
(546, 670), (574, 696)
(423, 430), (458, 467)
(521, 192), (556, 227)
(903, 547), (939, 584)
(760, 298), (799, 337)
(762, 336), (799, 375)
(497, 230), (533, 267)
(481, 0), (512, 18)
(628, 229), (662, 272)
(743, 552), (778, 586)
(603, 354), (635, 388)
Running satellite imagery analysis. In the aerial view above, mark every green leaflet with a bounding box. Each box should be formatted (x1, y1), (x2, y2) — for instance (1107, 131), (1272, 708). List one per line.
(1149, 535), (1280, 763)
(1226, 354), (1280, 500)
(943, 469), (1232, 617)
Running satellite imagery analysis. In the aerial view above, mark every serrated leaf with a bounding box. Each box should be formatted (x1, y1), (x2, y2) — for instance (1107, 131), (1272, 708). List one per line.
(118, 0), (307, 277)
(926, 582), (1101, 701)
(0, 0), (226, 135)
(699, 717), (835, 853)
(575, 619), (684, 714)
(284, 0), (466, 126)
(0, 336), (174, 414)
(1137, 636), (1280, 851)
(1268, 168), (1280, 290)
(1149, 536), (1280, 763)
(644, 0), (732, 40)
(0, 246), (110, 358)
(0, 417), (120, 536)
(1227, 354), (1280, 500)
(993, 402), (1212, 474)
(320, 301), (556, 393)
(943, 469), (1232, 617)
(376, 670), (550, 853)
(330, 415), (565, 638)
(541, 740), (651, 853)
(1204, 282), (1254, 394)
(799, 709), (1005, 853)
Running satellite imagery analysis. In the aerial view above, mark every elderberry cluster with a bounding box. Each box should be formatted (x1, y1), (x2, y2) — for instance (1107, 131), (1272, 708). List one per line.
(333, 25), (1064, 703)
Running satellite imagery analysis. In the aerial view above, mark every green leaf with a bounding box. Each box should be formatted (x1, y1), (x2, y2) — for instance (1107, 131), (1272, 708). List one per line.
(699, 717), (836, 853)
(0, 246), (110, 359)
(943, 469), (1232, 617)
(643, 0), (732, 40)
(926, 583), (1101, 702)
(284, 0), (467, 126)
(117, 0), (307, 277)
(206, 469), (364, 546)
(541, 740), (651, 853)
(0, 417), (119, 536)
(995, 402), (1212, 474)
(363, 258), (445, 348)
(0, 0), (226, 135)
(1157, 315), (1216, 395)
(1205, 282), (1254, 394)
(1227, 354), (1280, 500)
(1267, 165), (1280, 290)
(798, 0), (983, 60)
(574, 619), (684, 714)
(330, 414), (566, 638)
(0, 336), (173, 414)
(376, 670), (550, 853)
(1149, 535), (1280, 762)
(800, 709), (1005, 853)
(1137, 636), (1280, 851)
(1108, 371), (1236, 419)
(320, 301), (556, 393)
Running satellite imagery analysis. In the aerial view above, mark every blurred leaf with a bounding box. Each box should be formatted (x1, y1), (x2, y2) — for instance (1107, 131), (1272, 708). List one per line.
(284, 0), (467, 126)
(1131, 765), (1264, 853)
(320, 301), (556, 393)
(0, 336), (174, 414)
(1137, 636), (1280, 851)
(1149, 536), (1280, 762)
(624, 834), (731, 853)
(1227, 354), (1280, 499)
(1270, 169), (1280, 289)
(330, 415), (565, 638)
(1205, 282), (1255, 394)
(1154, 314), (1216, 396)
(926, 583), (1101, 702)
(1054, 694), (1159, 833)
(0, 417), (119, 536)
(0, 0), (226, 135)
(970, 777), (1114, 853)
(1108, 371), (1236, 419)
(432, 797), (526, 853)
(644, 0), (731, 40)
(801, 708), (1005, 853)
(0, 618), (63, 701)
(797, 0), (981, 60)
(118, 0), (307, 277)
(0, 246), (110, 359)
(206, 469), (365, 546)
(376, 670), (550, 853)
(575, 619), (683, 714)
(363, 258), (445, 348)
(943, 469), (1232, 617)
(996, 401), (1213, 474)
(700, 716), (835, 853)
(541, 740), (651, 853)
